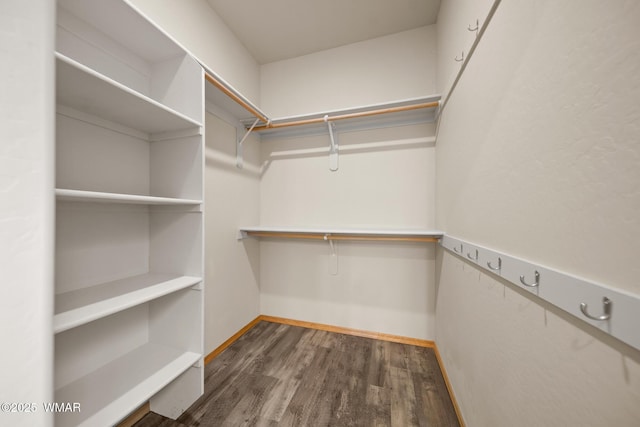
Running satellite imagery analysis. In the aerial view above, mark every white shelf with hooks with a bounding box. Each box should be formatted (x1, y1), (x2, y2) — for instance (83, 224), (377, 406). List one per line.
(441, 235), (640, 351)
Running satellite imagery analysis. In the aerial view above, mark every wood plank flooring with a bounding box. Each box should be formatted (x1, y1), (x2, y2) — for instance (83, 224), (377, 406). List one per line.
(134, 321), (459, 426)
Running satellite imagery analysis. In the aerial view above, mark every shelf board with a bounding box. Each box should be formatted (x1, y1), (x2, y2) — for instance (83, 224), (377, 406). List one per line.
(255, 96), (441, 139)
(238, 226), (444, 242)
(56, 189), (202, 206)
(54, 343), (200, 427)
(55, 274), (202, 334)
(58, 0), (185, 64)
(56, 53), (201, 134)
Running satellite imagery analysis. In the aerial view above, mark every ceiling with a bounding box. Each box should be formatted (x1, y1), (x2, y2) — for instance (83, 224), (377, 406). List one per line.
(206, 0), (442, 64)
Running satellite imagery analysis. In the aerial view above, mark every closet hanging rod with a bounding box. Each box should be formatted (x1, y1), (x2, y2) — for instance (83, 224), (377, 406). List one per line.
(204, 72), (269, 123)
(244, 231), (439, 243)
(252, 101), (440, 131)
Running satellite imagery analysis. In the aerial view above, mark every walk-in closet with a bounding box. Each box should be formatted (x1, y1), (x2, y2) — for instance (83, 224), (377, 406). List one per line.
(3, 0), (640, 426)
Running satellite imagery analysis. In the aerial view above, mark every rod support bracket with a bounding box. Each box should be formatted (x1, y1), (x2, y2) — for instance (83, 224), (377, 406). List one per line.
(236, 118), (261, 169)
(324, 115), (339, 171)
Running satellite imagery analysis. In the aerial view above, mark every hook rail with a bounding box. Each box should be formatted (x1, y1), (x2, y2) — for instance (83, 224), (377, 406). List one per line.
(441, 234), (640, 352)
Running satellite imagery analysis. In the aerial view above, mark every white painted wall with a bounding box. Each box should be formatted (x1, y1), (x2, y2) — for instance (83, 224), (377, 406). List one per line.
(0, 1), (54, 426)
(260, 26), (437, 118)
(436, 0), (495, 97)
(259, 124), (438, 339)
(128, 0), (261, 105)
(204, 112), (261, 353)
(435, 0), (640, 425)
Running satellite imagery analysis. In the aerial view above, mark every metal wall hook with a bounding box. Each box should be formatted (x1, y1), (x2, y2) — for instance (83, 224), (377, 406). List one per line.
(454, 51), (465, 62)
(468, 19), (479, 36)
(580, 297), (611, 321)
(487, 257), (502, 271)
(453, 244), (463, 253)
(519, 270), (540, 287)
(467, 249), (478, 261)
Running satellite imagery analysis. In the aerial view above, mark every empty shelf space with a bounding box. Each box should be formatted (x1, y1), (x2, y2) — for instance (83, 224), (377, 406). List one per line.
(56, 53), (201, 134)
(238, 226), (444, 242)
(54, 343), (200, 427)
(56, 189), (202, 206)
(55, 274), (202, 333)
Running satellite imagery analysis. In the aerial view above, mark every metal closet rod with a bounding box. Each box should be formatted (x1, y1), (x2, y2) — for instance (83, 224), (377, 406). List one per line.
(204, 72), (269, 123)
(244, 231), (440, 243)
(252, 101), (440, 131)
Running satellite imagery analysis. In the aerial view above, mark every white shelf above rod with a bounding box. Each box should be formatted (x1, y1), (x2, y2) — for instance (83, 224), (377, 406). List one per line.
(239, 227), (442, 276)
(441, 235), (640, 352)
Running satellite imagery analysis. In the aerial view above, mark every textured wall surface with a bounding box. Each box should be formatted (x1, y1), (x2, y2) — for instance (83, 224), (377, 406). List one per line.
(204, 113), (261, 353)
(259, 124), (438, 339)
(0, 1), (55, 426)
(435, 0), (640, 425)
(129, 0), (261, 105)
(260, 26), (437, 118)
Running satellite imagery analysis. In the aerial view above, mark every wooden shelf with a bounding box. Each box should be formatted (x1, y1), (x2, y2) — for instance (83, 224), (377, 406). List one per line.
(56, 189), (202, 206)
(55, 274), (202, 334)
(238, 226), (443, 243)
(56, 53), (201, 134)
(54, 343), (200, 427)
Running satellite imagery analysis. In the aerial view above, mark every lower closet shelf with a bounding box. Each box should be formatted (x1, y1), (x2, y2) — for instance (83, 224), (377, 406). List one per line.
(55, 343), (200, 427)
(54, 274), (202, 333)
(55, 189), (202, 206)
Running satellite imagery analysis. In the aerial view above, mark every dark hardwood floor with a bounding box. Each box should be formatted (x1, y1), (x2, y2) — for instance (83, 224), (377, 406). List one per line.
(134, 321), (459, 427)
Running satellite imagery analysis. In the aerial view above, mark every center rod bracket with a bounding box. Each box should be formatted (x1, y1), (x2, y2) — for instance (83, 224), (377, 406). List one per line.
(324, 115), (339, 171)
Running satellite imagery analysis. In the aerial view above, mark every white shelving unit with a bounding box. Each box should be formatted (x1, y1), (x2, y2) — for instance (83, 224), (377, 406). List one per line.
(54, 0), (204, 425)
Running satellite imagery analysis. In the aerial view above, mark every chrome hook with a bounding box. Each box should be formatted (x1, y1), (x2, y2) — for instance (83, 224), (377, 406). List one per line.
(453, 243), (463, 253)
(487, 257), (502, 271)
(519, 270), (540, 287)
(468, 19), (479, 36)
(467, 249), (478, 261)
(580, 297), (611, 321)
(454, 51), (465, 62)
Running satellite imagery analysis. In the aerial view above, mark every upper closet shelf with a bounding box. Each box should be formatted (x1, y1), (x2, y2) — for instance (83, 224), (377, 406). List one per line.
(202, 66), (440, 138)
(253, 96), (441, 138)
(56, 53), (202, 134)
(204, 68), (268, 124)
(238, 226), (443, 242)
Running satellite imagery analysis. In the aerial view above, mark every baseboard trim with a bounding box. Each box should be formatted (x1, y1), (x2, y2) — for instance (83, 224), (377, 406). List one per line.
(116, 402), (150, 427)
(258, 315), (436, 348)
(433, 345), (465, 427)
(204, 315), (263, 365)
